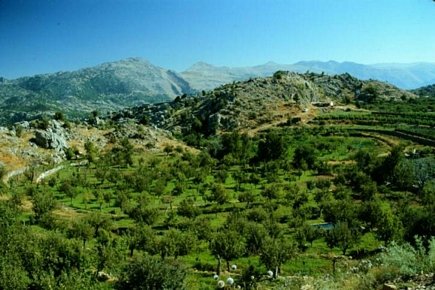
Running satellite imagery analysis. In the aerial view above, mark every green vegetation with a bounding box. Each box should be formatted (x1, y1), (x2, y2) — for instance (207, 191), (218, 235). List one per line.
(2, 82), (435, 289)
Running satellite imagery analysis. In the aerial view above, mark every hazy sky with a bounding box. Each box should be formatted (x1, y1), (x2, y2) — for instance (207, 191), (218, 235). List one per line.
(1, 0), (434, 79)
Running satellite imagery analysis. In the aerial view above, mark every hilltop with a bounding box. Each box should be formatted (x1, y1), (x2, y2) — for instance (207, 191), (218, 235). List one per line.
(112, 71), (417, 137)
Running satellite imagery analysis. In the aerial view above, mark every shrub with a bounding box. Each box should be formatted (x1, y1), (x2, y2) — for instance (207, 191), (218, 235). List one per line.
(115, 256), (187, 290)
(379, 236), (432, 279)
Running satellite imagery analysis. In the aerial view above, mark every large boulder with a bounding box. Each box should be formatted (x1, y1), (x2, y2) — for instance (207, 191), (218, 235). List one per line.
(34, 129), (68, 152)
(33, 120), (69, 152)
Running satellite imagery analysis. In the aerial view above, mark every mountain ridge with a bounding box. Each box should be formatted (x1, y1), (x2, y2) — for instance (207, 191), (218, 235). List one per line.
(3, 58), (435, 90)
(180, 60), (435, 91)
(0, 57), (433, 125)
(0, 57), (194, 124)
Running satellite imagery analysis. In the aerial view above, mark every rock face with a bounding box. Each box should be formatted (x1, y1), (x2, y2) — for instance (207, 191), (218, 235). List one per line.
(33, 121), (69, 152)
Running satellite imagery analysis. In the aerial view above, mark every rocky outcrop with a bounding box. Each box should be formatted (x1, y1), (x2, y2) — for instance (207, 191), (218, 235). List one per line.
(33, 120), (69, 152)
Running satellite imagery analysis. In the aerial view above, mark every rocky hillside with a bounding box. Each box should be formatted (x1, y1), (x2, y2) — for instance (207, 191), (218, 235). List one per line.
(180, 61), (308, 91)
(295, 61), (435, 90)
(0, 117), (178, 176)
(181, 60), (435, 91)
(109, 71), (418, 136)
(0, 71), (420, 177)
(0, 58), (193, 124)
(411, 84), (435, 97)
(0, 57), (428, 127)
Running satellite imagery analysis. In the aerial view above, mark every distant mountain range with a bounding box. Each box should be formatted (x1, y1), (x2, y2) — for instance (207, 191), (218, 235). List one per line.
(0, 57), (434, 124)
(180, 60), (435, 91)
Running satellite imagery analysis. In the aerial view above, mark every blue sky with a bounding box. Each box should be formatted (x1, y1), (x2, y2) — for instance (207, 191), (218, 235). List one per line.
(1, 0), (434, 79)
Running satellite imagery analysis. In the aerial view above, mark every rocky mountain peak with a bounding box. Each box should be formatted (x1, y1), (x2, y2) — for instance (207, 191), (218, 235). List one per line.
(186, 62), (217, 71)
(0, 58), (194, 125)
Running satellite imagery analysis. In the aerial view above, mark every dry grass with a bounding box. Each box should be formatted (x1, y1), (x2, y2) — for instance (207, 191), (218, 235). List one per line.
(53, 206), (80, 219)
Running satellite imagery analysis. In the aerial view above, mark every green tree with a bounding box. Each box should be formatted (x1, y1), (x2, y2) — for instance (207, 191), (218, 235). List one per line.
(0, 164), (7, 180)
(238, 190), (256, 208)
(68, 218), (94, 249)
(206, 183), (230, 206)
(362, 85), (379, 103)
(35, 231), (90, 286)
(115, 256), (187, 290)
(293, 144), (318, 170)
(411, 157), (435, 194)
(85, 212), (112, 238)
(376, 206), (404, 245)
(209, 229), (246, 274)
(93, 232), (124, 278)
(373, 145), (404, 185)
(257, 130), (287, 163)
(126, 223), (156, 257)
(59, 179), (79, 206)
(262, 183), (281, 201)
(128, 202), (160, 226)
(260, 236), (296, 279)
(321, 198), (358, 227)
(177, 198), (201, 220)
(31, 190), (58, 222)
(164, 144), (174, 156)
(295, 222), (321, 248)
(324, 222), (360, 255)
(159, 228), (197, 259)
(244, 222), (268, 255)
(54, 111), (65, 121)
(84, 141), (97, 165)
(15, 124), (24, 138)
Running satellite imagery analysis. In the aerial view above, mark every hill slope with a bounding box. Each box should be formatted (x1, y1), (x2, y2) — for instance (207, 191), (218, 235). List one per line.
(0, 58), (193, 124)
(181, 60), (435, 91)
(411, 84), (435, 97)
(0, 58), (431, 125)
(111, 71), (417, 136)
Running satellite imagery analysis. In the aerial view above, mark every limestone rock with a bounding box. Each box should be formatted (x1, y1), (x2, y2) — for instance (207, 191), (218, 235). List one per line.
(34, 130), (68, 152)
(33, 120), (69, 152)
(383, 284), (397, 290)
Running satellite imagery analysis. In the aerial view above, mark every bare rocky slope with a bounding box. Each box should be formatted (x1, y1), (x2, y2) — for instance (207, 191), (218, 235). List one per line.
(0, 58), (194, 124)
(110, 71), (418, 136)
